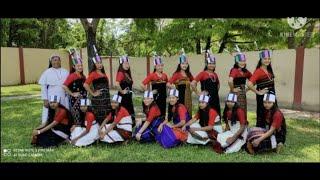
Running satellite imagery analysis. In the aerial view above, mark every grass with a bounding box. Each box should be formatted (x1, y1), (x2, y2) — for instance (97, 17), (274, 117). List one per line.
(1, 97), (319, 162)
(1, 84), (41, 97)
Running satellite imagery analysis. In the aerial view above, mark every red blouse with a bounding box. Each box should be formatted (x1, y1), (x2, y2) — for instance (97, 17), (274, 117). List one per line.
(105, 107), (130, 124)
(194, 108), (218, 126)
(249, 67), (273, 85)
(85, 112), (96, 131)
(85, 71), (109, 85)
(194, 71), (220, 84)
(142, 72), (168, 85)
(229, 68), (252, 79)
(225, 108), (247, 125)
(168, 71), (194, 84)
(63, 72), (86, 86)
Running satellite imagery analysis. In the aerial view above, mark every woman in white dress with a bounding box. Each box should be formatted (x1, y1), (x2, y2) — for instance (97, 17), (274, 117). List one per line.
(38, 54), (69, 127)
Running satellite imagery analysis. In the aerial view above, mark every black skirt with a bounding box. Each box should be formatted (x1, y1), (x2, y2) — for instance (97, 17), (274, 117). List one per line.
(200, 78), (221, 116)
(34, 124), (71, 148)
(68, 78), (87, 125)
(91, 77), (111, 124)
(152, 82), (167, 117)
(118, 77), (135, 118)
(256, 77), (276, 127)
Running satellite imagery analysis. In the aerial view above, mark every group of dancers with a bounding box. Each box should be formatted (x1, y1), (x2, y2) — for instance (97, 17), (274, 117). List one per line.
(31, 47), (286, 155)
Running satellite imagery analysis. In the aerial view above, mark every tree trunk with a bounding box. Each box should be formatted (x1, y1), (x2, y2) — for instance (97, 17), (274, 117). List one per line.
(218, 32), (229, 53)
(300, 20), (316, 47)
(7, 19), (14, 47)
(42, 19), (49, 48)
(86, 27), (97, 72)
(80, 18), (100, 72)
(196, 38), (201, 54)
(287, 36), (295, 49)
(205, 36), (211, 50)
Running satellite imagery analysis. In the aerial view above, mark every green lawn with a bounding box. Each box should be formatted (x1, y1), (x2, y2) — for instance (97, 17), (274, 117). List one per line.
(1, 97), (319, 162)
(1, 84), (41, 97)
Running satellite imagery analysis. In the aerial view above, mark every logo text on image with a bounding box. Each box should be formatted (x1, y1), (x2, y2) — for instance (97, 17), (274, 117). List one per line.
(3, 149), (12, 156)
(287, 17), (307, 30)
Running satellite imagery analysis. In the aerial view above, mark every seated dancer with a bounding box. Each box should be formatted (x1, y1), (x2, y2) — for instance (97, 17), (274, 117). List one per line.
(70, 99), (99, 147)
(134, 90), (164, 143)
(214, 93), (248, 154)
(99, 94), (133, 144)
(183, 93), (222, 146)
(245, 93), (286, 154)
(32, 95), (73, 148)
(156, 89), (191, 149)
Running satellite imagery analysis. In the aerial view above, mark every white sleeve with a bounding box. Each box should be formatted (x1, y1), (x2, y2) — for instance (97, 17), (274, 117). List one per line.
(41, 85), (48, 100)
(38, 69), (48, 85)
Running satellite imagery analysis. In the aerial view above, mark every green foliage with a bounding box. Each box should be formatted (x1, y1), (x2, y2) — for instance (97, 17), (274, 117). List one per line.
(1, 18), (318, 57)
(1, 18), (75, 49)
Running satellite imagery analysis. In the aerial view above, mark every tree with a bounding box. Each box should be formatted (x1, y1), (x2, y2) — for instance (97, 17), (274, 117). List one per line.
(37, 19), (74, 49)
(287, 18), (319, 49)
(1, 18), (75, 49)
(68, 20), (86, 48)
(0, 19), (10, 47)
(80, 18), (100, 72)
(5, 18), (41, 47)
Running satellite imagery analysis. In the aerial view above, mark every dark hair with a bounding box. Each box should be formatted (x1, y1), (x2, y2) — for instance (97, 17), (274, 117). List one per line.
(222, 102), (240, 126)
(263, 101), (279, 123)
(90, 63), (106, 74)
(78, 106), (94, 126)
(233, 62), (248, 73)
(117, 63), (132, 79)
(197, 102), (210, 114)
(70, 65), (85, 77)
(169, 103), (181, 122)
(197, 104), (211, 126)
(142, 101), (157, 115)
(47, 104), (74, 126)
(48, 57), (61, 69)
(110, 105), (121, 122)
(48, 60), (52, 68)
(153, 67), (163, 73)
(203, 63), (216, 72)
(153, 64), (163, 73)
(256, 59), (275, 78)
(269, 102), (278, 118)
(174, 63), (193, 79)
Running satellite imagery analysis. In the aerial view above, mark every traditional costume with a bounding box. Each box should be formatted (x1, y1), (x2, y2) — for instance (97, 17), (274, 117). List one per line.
(216, 93), (248, 153)
(32, 95), (72, 148)
(63, 50), (86, 125)
(133, 91), (163, 142)
(100, 95), (133, 143)
(229, 53), (252, 117)
(156, 89), (191, 148)
(186, 94), (223, 145)
(70, 99), (99, 147)
(194, 53), (221, 116)
(142, 56), (168, 117)
(246, 94), (286, 154)
(249, 50), (276, 127)
(168, 53), (194, 116)
(116, 56), (135, 122)
(85, 56), (111, 124)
